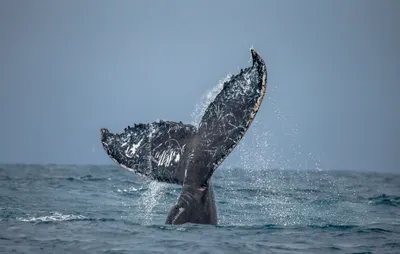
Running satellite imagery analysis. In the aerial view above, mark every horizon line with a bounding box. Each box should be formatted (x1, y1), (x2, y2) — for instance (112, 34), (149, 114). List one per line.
(0, 162), (398, 174)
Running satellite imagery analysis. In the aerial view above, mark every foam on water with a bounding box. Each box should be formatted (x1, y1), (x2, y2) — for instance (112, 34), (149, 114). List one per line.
(16, 212), (87, 222)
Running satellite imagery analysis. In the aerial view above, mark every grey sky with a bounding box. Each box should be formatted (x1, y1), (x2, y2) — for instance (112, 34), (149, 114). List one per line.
(0, 1), (399, 172)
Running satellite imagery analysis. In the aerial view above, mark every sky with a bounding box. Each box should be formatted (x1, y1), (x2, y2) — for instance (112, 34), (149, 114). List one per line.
(0, 0), (399, 172)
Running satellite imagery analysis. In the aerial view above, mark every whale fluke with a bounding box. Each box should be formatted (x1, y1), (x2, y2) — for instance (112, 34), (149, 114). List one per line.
(100, 48), (267, 225)
(101, 120), (196, 184)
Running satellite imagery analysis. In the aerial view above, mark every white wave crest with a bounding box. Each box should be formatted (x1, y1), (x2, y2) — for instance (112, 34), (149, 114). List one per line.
(17, 212), (87, 222)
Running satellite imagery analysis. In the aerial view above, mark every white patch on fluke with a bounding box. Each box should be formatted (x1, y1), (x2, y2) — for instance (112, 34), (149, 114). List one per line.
(125, 138), (143, 158)
(244, 72), (251, 86)
(148, 124), (157, 138)
(174, 153), (180, 162)
(155, 149), (180, 167)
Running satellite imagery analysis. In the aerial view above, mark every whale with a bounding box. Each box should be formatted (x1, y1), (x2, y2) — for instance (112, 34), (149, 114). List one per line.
(100, 48), (267, 225)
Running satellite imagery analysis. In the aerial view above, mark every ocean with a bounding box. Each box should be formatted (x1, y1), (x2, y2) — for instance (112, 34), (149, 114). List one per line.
(0, 164), (399, 253)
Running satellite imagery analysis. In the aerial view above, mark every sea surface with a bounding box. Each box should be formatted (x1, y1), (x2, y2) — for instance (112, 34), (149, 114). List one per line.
(0, 164), (399, 254)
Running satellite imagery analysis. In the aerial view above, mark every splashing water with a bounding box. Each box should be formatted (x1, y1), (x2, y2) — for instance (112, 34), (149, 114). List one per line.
(215, 83), (343, 226)
(190, 74), (232, 126)
(138, 181), (167, 225)
(136, 81), (334, 226)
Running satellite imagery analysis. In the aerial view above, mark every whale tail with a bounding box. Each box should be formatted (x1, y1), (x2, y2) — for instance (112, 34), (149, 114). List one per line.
(100, 48), (267, 225)
(165, 180), (217, 225)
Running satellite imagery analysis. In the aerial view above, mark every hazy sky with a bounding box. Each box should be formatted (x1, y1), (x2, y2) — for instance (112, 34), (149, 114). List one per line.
(0, 1), (399, 172)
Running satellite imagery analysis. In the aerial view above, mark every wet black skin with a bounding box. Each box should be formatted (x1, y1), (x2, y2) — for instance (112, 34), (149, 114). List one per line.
(165, 181), (217, 225)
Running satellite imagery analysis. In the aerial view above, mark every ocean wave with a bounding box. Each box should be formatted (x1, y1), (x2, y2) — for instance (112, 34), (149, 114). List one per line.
(307, 224), (357, 230)
(356, 227), (393, 234)
(293, 188), (322, 193)
(368, 194), (400, 206)
(79, 174), (112, 181)
(310, 199), (340, 205)
(0, 175), (12, 180)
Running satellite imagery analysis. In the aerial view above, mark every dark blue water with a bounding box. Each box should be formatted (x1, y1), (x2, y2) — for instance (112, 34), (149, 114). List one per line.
(1, 164), (399, 253)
